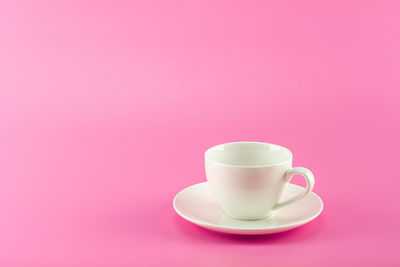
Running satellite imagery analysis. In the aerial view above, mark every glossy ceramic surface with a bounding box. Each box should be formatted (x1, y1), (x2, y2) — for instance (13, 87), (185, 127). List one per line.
(205, 142), (315, 220)
(173, 182), (323, 235)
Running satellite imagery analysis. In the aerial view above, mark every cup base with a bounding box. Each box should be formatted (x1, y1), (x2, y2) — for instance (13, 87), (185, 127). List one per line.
(224, 212), (273, 221)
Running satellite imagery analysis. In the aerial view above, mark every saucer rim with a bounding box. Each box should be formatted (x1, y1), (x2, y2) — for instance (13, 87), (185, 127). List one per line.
(173, 182), (324, 233)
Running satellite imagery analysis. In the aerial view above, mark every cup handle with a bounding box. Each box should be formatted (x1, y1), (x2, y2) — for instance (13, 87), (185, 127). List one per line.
(272, 167), (315, 210)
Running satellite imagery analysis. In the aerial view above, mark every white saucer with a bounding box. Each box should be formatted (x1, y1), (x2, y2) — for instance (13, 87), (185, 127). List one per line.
(173, 182), (323, 235)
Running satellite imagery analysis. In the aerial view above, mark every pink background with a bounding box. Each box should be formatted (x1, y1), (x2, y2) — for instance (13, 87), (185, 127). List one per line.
(1, 0), (399, 266)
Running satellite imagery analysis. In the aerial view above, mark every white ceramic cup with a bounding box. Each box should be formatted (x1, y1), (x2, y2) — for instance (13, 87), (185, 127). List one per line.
(205, 142), (315, 220)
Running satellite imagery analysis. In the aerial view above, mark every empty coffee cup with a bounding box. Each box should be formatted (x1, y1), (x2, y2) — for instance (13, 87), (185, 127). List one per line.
(205, 142), (315, 220)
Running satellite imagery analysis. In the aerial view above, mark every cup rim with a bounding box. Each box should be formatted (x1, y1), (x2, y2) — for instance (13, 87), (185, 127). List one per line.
(204, 141), (293, 168)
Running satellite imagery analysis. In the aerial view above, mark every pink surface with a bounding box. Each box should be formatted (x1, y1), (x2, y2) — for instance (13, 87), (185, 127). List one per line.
(0, 0), (399, 266)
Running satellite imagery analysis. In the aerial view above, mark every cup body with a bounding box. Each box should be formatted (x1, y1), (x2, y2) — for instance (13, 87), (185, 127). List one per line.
(205, 142), (293, 220)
